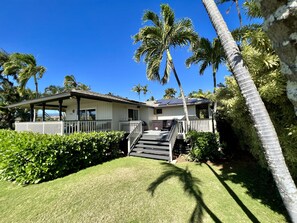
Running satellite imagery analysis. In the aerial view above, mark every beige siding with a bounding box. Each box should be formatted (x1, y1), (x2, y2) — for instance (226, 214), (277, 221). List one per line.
(65, 99), (112, 120)
(139, 107), (154, 129)
(112, 103), (140, 130)
(155, 105), (196, 120)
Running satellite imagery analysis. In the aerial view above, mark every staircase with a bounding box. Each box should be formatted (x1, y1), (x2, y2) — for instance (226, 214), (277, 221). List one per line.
(129, 131), (171, 161)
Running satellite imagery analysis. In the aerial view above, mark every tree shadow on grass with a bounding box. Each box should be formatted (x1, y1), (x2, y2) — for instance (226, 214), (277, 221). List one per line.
(210, 153), (290, 222)
(147, 163), (222, 223)
(205, 162), (261, 223)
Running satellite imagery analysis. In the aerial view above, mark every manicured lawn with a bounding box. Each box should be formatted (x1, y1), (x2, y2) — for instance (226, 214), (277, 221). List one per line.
(0, 157), (288, 222)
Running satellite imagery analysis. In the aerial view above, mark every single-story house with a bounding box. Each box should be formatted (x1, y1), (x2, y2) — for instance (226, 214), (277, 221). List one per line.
(6, 90), (214, 161)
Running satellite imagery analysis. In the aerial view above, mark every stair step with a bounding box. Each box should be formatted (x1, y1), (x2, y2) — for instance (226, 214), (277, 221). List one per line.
(141, 135), (169, 141)
(132, 147), (169, 155)
(130, 152), (169, 161)
(138, 140), (169, 146)
(135, 144), (169, 150)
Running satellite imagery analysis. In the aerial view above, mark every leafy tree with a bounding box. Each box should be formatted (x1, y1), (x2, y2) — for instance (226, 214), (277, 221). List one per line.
(163, 88), (177, 99)
(147, 96), (155, 101)
(64, 75), (90, 91)
(188, 89), (213, 99)
(202, 0), (297, 220)
(133, 4), (199, 125)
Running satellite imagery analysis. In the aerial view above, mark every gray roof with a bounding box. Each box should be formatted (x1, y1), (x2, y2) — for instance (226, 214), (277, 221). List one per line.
(6, 90), (145, 109)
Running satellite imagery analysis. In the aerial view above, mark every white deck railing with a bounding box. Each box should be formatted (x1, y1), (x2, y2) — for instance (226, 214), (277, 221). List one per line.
(15, 120), (112, 135)
(126, 121), (143, 155)
(119, 121), (142, 133)
(178, 119), (213, 134)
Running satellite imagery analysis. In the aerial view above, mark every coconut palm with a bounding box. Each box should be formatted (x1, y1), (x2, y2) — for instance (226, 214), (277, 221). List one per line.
(5, 53), (46, 98)
(142, 84), (149, 99)
(44, 85), (64, 96)
(201, 0), (297, 221)
(133, 4), (199, 125)
(163, 88), (177, 99)
(186, 37), (225, 93)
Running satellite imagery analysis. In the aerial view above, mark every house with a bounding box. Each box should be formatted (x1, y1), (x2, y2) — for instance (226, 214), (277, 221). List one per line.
(6, 90), (214, 161)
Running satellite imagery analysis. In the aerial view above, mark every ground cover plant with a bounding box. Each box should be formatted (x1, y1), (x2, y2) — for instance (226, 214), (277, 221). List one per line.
(0, 130), (124, 184)
(0, 157), (288, 222)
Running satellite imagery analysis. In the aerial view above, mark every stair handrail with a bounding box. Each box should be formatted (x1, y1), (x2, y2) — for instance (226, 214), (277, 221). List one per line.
(127, 121), (143, 155)
(166, 120), (179, 162)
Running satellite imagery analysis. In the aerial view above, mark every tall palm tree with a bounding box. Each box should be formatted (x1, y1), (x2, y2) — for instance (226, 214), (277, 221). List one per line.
(201, 0), (297, 221)
(133, 4), (199, 125)
(44, 85), (64, 96)
(142, 84), (149, 100)
(163, 88), (177, 99)
(186, 37), (224, 93)
(132, 84), (142, 100)
(217, 0), (243, 27)
(5, 53), (46, 98)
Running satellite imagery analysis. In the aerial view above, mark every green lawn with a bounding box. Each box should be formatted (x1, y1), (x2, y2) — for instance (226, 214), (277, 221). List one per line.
(0, 157), (288, 223)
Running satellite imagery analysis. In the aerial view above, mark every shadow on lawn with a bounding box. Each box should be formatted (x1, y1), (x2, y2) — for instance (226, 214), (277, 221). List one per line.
(210, 153), (290, 222)
(147, 163), (222, 223)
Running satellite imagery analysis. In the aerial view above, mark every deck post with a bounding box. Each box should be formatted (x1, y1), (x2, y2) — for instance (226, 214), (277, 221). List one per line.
(169, 143), (173, 162)
(59, 100), (63, 121)
(42, 103), (46, 121)
(30, 104), (34, 122)
(76, 97), (81, 121)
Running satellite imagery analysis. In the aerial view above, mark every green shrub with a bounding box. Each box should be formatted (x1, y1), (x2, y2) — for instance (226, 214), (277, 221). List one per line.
(186, 131), (221, 162)
(0, 130), (125, 184)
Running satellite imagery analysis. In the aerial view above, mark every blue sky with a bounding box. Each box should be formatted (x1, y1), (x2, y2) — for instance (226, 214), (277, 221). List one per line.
(1, 0), (246, 101)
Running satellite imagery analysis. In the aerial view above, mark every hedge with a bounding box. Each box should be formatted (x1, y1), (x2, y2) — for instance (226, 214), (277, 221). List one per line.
(0, 130), (125, 184)
(186, 131), (221, 162)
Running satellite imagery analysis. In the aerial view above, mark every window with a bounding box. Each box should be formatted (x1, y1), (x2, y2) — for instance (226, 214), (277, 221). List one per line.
(80, 109), (96, 120)
(196, 104), (209, 119)
(154, 109), (163, 114)
(128, 109), (138, 120)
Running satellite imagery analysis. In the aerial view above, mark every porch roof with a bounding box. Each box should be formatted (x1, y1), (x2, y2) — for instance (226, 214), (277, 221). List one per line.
(6, 90), (146, 109)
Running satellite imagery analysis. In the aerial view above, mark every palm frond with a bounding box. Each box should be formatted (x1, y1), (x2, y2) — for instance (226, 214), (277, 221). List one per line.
(161, 4), (175, 27)
(143, 10), (160, 27)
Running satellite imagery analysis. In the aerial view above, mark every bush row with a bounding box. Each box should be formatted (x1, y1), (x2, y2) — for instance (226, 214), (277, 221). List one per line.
(186, 131), (221, 162)
(0, 130), (125, 184)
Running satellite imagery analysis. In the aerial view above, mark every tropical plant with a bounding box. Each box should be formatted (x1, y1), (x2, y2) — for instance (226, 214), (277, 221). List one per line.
(44, 85), (65, 96)
(64, 75), (90, 91)
(186, 37), (225, 93)
(256, 0), (297, 116)
(163, 88), (177, 99)
(132, 84), (142, 100)
(201, 0), (297, 221)
(142, 84), (149, 99)
(133, 4), (199, 125)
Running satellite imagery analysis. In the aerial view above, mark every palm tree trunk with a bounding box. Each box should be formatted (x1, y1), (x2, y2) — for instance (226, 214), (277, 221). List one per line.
(235, 0), (242, 27)
(167, 50), (190, 129)
(212, 64), (217, 133)
(201, 0), (297, 221)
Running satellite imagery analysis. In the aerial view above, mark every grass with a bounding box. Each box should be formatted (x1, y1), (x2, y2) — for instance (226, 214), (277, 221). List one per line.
(0, 157), (288, 223)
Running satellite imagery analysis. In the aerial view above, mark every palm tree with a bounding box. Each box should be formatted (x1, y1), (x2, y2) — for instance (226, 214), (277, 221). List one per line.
(133, 4), (199, 125)
(186, 37), (225, 93)
(163, 88), (177, 99)
(201, 0), (297, 221)
(5, 53), (46, 98)
(217, 0), (242, 27)
(64, 75), (90, 91)
(142, 84), (149, 99)
(44, 85), (64, 96)
(132, 84), (142, 100)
